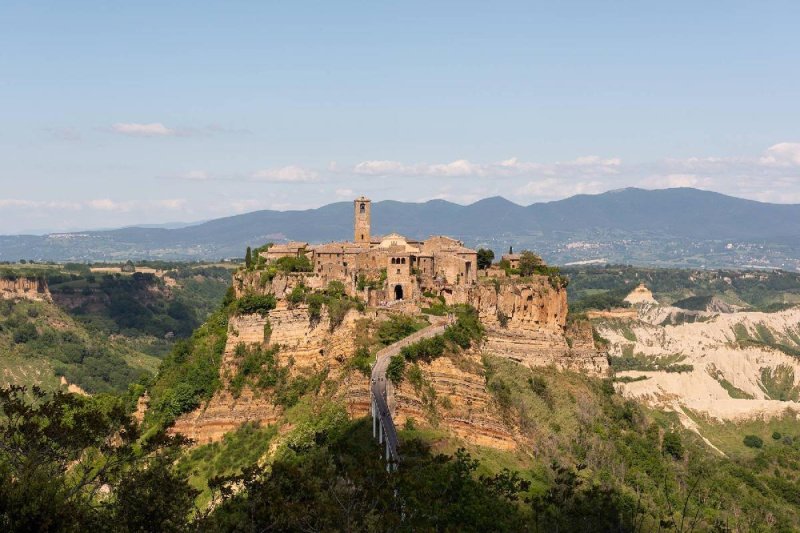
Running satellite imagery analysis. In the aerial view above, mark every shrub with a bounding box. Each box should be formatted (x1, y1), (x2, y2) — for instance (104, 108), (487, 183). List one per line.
(406, 364), (424, 389)
(287, 284), (306, 305)
(235, 293), (277, 316)
(497, 310), (509, 328)
(350, 346), (373, 376)
(376, 315), (426, 346)
(662, 431), (684, 459)
(773, 431), (782, 440)
(306, 293), (324, 322)
(386, 355), (406, 384)
(13, 322), (38, 344)
(528, 375), (553, 408)
(517, 251), (544, 276)
(325, 280), (346, 298)
(477, 248), (495, 270)
(743, 435), (764, 449)
(274, 255), (312, 273)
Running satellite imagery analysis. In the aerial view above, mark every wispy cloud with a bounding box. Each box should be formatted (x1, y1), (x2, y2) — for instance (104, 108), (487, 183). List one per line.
(111, 122), (177, 137)
(351, 156), (622, 179)
(250, 165), (319, 183)
(169, 165), (320, 183)
(0, 198), (185, 213)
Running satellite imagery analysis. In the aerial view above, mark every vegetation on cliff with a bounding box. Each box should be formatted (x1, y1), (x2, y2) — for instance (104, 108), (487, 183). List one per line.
(481, 357), (800, 530)
(388, 305), (483, 384)
(146, 306), (229, 427)
(0, 263), (231, 395)
(0, 298), (153, 394)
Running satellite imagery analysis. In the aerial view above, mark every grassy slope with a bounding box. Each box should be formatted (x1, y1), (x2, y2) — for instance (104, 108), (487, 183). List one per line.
(0, 263), (231, 394)
(0, 298), (155, 393)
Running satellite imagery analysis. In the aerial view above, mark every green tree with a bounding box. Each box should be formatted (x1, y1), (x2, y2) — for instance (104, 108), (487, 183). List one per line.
(386, 354), (406, 383)
(245, 247), (252, 269)
(0, 386), (193, 531)
(120, 259), (136, 273)
(477, 248), (495, 270)
(662, 431), (684, 459)
(743, 434), (763, 448)
(518, 250), (544, 276)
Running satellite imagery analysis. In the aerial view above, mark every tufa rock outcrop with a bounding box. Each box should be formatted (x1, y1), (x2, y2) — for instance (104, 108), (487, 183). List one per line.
(0, 277), (51, 302)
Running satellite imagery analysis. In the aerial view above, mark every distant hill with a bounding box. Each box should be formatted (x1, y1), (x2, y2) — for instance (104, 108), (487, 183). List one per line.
(2, 188), (800, 268)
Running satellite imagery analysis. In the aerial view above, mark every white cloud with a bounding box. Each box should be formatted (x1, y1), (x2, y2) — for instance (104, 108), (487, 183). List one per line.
(427, 159), (482, 177)
(250, 165), (319, 182)
(353, 160), (410, 176)
(335, 188), (355, 198)
(515, 179), (605, 200)
(639, 173), (712, 189)
(88, 199), (132, 211)
(351, 156), (622, 179)
(111, 122), (176, 137)
(760, 142), (800, 166)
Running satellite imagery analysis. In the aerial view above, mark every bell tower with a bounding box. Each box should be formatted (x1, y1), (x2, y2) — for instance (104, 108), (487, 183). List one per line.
(354, 196), (371, 244)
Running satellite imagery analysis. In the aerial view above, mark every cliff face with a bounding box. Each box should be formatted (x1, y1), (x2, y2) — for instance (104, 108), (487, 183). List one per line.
(171, 301), (364, 443)
(170, 272), (605, 448)
(0, 277), (51, 302)
(458, 277), (608, 376)
(392, 352), (517, 449)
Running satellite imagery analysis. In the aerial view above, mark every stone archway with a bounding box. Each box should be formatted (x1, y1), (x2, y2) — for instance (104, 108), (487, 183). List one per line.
(394, 284), (404, 300)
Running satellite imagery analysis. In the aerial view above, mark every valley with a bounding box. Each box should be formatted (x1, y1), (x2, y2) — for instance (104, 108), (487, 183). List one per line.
(3, 239), (800, 530)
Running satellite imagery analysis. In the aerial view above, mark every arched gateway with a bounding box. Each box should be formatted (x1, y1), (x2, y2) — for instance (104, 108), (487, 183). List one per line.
(394, 284), (403, 300)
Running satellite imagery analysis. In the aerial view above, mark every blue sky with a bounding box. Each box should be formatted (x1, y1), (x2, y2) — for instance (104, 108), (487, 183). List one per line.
(1, 1), (799, 233)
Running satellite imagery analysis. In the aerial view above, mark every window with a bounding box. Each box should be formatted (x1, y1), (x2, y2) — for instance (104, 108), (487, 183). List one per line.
(360, 203), (365, 214)
(401, 258), (406, 264)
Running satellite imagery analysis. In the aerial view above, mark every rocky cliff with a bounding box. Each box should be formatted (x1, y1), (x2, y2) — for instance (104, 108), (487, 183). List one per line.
(170, 272), (605, 448)
(457, 277), (608, 375)
(171, 301), (362, 443)
(0, 277), (51, 302)
(392, 352), (517, 449)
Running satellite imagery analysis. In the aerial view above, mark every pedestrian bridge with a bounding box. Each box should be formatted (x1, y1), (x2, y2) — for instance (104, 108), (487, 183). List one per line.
(369, 318), (450, 470)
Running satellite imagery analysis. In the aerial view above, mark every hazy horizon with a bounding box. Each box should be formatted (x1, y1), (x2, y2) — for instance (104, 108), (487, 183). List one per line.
(6, 185), (800, 237)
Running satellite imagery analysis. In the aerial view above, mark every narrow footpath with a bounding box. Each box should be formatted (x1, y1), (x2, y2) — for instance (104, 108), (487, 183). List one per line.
(370, 317), (450, 467)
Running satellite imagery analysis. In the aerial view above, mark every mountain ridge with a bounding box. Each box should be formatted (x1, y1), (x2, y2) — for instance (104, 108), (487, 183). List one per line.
(2, 187), (800, 266)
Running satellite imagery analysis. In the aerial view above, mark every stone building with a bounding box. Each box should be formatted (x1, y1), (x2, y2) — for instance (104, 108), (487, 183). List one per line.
(260, 196), (478, 304)
(501, 253), (521, 269)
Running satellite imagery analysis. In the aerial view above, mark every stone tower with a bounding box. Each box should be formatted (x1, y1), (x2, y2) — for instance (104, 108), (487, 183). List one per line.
(354, 196), (371, 244)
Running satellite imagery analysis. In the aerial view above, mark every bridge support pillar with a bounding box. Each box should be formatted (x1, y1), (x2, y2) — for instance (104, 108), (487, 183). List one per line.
(378, 420), (384, 444)
(372, 400), (377, 438)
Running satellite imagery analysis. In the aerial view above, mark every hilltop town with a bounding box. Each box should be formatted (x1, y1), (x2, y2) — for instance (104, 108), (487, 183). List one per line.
(261, 197), (480, 307)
